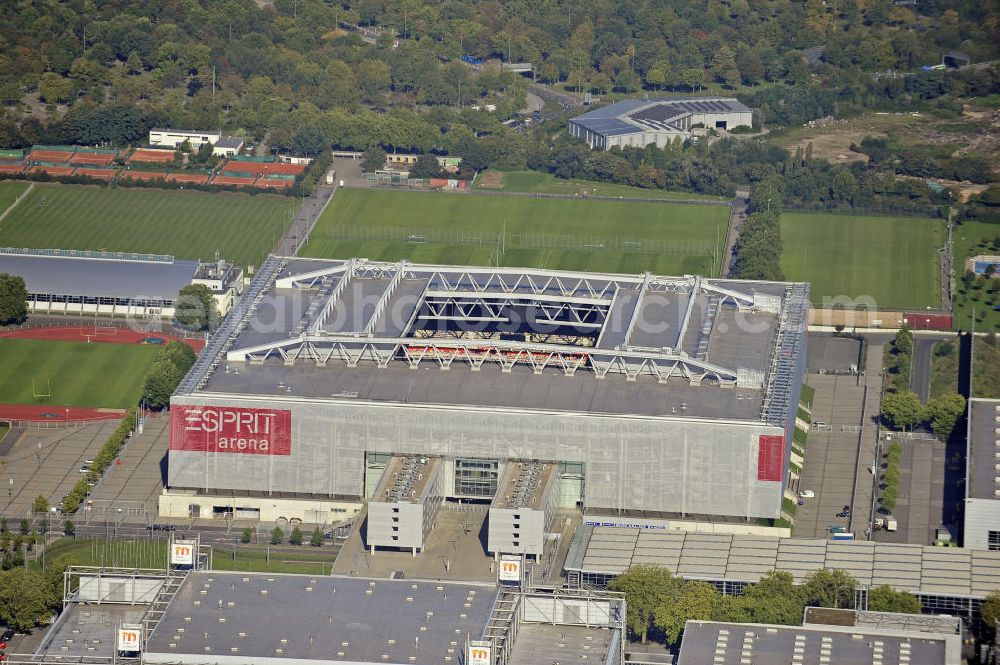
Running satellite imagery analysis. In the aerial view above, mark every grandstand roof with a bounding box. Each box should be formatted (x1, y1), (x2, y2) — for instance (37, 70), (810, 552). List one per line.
(967, 398), (1000, 501)
(179, 257), (808, 425)
(564, 525), (1000, 598)
(0, 248), (198, 300)
(571, 97), (751, 138)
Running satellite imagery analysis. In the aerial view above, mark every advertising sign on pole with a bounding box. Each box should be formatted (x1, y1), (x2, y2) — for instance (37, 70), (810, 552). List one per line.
(468, 640), (492, 665)
(170, 539), (197, 565)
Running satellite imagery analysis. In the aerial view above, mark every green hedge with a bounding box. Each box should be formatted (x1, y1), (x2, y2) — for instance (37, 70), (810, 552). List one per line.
(61, 408), (137, 514)
(799, 384), (815, 408)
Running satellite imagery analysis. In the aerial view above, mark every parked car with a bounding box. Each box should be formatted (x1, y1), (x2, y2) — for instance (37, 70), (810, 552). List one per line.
(828, 525), (848, 534)
(799, 490), (815, 499)
(78, 465), (90, 474)
(836, 510), (851, 518)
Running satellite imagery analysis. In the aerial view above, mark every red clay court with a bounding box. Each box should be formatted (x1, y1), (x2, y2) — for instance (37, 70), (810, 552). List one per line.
(212, 174), (256, 187)
(167, 173), (210, 184)
(0, 163), (24, 174)
(27, 149), (75, 163)
(73, 167), (117, 181)
(29, 165), (75, 177)
(69, 153), (117, 167)
(122, 170), (169, 181)
(128, 148), (175, 163)
(221, 161), (305, 176)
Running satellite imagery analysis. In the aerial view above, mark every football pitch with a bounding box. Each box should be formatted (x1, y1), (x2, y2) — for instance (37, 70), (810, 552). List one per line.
(476, 169), (726, 201)
(303, 188), (730, 276)
(780, 212), (944, 310)
(0, 184), (298, 269)
(0, 339), (161, 409)
(0, 181), (30, 213)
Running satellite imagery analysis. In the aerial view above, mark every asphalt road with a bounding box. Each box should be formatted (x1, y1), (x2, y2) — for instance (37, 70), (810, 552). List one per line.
(910, 333), (955, 403)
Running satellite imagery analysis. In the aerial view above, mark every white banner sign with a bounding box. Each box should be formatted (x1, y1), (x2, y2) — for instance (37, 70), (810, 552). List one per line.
(170, 539), (196, 565)
(468, 641), (491, 665)
(117, 626), (142, 652)
(498, 556), (521, 583)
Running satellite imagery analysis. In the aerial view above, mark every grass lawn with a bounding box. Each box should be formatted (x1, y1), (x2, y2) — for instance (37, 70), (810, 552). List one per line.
(0, 183), (298, 269)
(929, 339), (959, 399)
(952, 220), (1000, 332)
(780, 213), (944, 310)
(477, 169), (727, 201)
(36, 538), (336, 575)
(303, 188), (730, 276)
(0, 181), (30, 214)
(0, 339), (161, 408)
(973, 337), (1000, 398)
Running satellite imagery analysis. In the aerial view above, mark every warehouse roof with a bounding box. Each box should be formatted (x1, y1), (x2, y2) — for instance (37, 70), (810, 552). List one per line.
(571, 97), (752, 137)
(143, 572), (497, 665)
(181, 257), (808, 426)
(678, 620), (955, 665)
(0, 247), (198, 300)
(564, 526), (1000, 598)
(967, 398), (1000, 501)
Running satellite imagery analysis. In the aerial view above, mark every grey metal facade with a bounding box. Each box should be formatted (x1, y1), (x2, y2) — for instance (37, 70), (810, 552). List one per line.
(168, 393), (786, 519)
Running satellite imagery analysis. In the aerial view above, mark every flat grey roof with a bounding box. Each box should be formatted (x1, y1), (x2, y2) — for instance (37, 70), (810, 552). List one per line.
(967, 398), (1000, 501)
(188, 258), (808, 424)
(571, 97), (751, 137)
(0, 250), (198, 300)
(507, 624), (617, 665)
(200, 361), (764, 421)
(678, 620), (952, 665)
(144, 572), (497, 665)
(565, 525), (1000, 598)
(36, 604), (146, 660)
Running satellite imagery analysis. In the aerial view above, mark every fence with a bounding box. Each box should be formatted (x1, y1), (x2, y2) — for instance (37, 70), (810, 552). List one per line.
(322, 224), (715, 256)
(466, 187), (732, 207)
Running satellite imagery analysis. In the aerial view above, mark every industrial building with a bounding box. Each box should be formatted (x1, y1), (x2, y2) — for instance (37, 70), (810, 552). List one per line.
(965, 398), (1000, 551)
(569, 97), (753, 150)
(24, 566), (626, 665)
(164, 257), (809, 537)
(488, 461), (559, 558)
(563, 525), (1000, 618)
(0, 248), (243, 317)
(679, 609), (963, 665)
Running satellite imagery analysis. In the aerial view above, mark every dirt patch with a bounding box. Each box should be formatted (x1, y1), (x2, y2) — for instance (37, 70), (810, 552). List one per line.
(477, 171), (504, 189)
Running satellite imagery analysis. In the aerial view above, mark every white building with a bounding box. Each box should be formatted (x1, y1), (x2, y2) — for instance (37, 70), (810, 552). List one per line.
(211, 136), (244, 157)
(569, 97), (753, 150)
(148, 128), (221, 149)
(965, 398), (1000, 550)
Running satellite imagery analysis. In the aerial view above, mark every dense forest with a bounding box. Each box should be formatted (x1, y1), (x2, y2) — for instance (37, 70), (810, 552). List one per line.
(0, 0), (998, 208)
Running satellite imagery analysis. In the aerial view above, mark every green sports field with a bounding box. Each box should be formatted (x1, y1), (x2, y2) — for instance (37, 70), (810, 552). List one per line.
(780, 213), (944, 310)
(303, 188), (730, 275)
(952, 220), (1000, 331)
(477, 169), (727, 201)
(0, 181), (30, 214)
(0, 339), (160, 408)
(0, 184), (297, 269)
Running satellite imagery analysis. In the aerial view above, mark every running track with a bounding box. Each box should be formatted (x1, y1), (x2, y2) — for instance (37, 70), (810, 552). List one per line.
(0, 326), (203, 422)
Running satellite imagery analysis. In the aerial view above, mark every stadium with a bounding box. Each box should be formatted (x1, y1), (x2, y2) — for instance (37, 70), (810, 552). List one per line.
(568, 97), (753, 150)
(163, 257), (809, 533)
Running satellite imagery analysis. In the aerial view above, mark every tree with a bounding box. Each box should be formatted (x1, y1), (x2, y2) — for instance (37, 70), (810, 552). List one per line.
(0, 274), (28, 325)
(803, 569), (858, 609)
(38, 73), (73, 103)
(712, 47), (739, 88)
(270, 527), (284, 545)
(0, 568), (55, 631)
(63, 520), (75, 537)
(893, 325), (913, 357)
(362, 146), (387, 173)
(291, 124), (328, 157)
(924, 393), (966, 441)
(982, 591), (1000, 630)
(241, 527), (253, 544)
(174, 284), (218, 331)
(310, 527), (324, 547)
(608, 564), (681, 644)
(881, 391), (924, 430)
(32, 495), (48, 514)
(409, 153), (442, 179)
(141, 358), (183, 410)
(867, 585), (920, 614)
(653, 581), (719, 645)
(19, 518), (29, 536)
(289, 526), (303, 545)
(740, 571), (805, 625)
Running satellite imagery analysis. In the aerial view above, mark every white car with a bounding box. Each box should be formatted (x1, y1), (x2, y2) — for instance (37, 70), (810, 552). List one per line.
(799, 490), (815, 499)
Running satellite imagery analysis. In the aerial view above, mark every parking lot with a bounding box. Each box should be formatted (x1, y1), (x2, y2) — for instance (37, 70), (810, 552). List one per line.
(87, 414), (168, 517)
(794, 336), (885, 541)
(0, 421), (116, 517)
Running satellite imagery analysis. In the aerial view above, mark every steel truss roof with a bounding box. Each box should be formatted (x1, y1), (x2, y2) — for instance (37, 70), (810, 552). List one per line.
(217, 259), (801, 388)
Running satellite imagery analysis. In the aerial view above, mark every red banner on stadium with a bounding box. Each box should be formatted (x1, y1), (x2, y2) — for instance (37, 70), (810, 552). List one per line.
(757, 435), (785, 481)
(170, 406), (291, 456)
